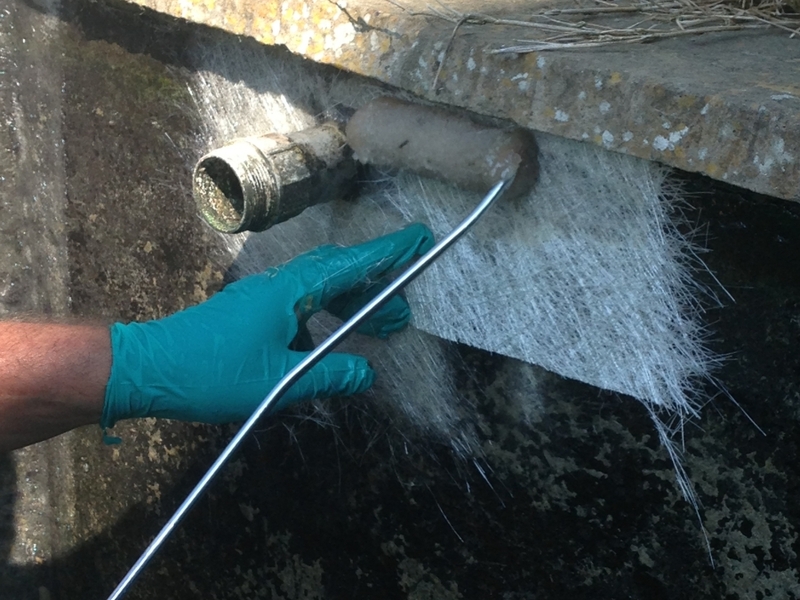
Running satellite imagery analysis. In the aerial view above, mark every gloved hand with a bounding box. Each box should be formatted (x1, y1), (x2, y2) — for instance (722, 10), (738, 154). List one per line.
(101, 223), (435, 429)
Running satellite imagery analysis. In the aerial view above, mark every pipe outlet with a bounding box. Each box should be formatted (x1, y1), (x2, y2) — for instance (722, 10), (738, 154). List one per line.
(193, 122), (356, 233)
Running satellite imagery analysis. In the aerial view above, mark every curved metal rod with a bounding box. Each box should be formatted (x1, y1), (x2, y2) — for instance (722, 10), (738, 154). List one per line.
(107, 177), (511, 600)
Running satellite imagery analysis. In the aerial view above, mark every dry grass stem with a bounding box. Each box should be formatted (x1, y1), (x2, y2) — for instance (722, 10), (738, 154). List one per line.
(414, 0), (799, 52)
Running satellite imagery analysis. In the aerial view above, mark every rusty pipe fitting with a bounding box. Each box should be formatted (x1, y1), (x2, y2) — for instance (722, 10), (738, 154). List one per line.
(193, 122), (357, 233)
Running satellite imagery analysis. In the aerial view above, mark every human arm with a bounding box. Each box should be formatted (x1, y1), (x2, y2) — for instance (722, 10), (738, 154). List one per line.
(0, 224), (434, 452)
(0, 322), (109, 453)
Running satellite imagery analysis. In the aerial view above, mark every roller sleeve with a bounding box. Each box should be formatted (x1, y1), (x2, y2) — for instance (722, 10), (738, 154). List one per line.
(346, 97), (539, 200)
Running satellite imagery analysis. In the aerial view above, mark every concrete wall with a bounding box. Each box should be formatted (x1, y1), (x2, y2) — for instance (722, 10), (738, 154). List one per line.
(1, 1), (800, 599)
(116, 0), (800, 203)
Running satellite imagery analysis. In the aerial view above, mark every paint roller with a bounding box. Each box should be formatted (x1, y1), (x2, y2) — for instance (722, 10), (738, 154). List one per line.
(192, 96), (540, 233)
(108, 99), (540, 599)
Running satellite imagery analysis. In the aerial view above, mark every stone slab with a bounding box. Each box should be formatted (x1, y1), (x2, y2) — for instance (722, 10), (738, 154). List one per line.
(116, 0), (800, 202)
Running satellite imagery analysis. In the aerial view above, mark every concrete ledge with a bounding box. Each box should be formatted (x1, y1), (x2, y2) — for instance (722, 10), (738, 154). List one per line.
(119, 0), (800, 201)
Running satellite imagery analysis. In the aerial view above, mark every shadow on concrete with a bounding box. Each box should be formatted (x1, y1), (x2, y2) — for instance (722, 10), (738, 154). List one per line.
(0, 455), (15, 564)
(1, 0), (799, 597)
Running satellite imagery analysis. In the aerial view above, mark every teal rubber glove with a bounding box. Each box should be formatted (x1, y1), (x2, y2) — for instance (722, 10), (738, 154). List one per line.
(101, 223), (435, 429)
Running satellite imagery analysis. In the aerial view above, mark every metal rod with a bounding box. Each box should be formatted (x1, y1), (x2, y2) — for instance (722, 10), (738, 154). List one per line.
(107, 178), (511, 600)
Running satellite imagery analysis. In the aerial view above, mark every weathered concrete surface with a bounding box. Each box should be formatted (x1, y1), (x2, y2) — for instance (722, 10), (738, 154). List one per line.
(0, 0), (233, 597)
(0, 0), (78, 591)
(114, 0), (800, 202)
(1, 1), (800, 599)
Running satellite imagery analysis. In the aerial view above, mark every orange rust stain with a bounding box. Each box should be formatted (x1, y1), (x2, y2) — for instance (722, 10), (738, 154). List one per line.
(251, 17), (277, 43)
(252, 30), (273, 46)
(310, 7), (326, 26)
(225, 12), (247, 33)
(253, 2), (279, 20)
(522, 53), (540, 70)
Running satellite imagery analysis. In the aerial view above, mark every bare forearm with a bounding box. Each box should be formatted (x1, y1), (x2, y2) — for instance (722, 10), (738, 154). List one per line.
(0, 322), (110, 453)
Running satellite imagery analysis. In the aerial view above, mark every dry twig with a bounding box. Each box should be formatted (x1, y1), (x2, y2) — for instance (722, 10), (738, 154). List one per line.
(412, 0), (799, 53)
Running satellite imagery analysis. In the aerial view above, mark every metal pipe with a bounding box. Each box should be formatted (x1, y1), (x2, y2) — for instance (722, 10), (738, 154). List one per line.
(107, 177), (512, 600)
(193, 122), (357, 233)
